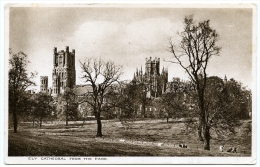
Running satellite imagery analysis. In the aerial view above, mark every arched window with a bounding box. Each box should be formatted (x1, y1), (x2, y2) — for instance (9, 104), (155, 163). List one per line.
(59, 56), (62, 65)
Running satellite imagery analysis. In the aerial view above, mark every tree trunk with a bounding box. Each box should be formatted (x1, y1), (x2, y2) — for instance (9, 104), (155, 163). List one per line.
(13, 111), (18, 133)
(66, 114), (68, 126)
(96, 112), (102, 137)
(203, 125), (210, 150)
(166, 117), (169, 123)
(40, 118), (42, 128)
(33, 120), (34, 127)
(198, 92), (205, 141)
(197, 118), (204, 141)
(142, 104), (146, 118)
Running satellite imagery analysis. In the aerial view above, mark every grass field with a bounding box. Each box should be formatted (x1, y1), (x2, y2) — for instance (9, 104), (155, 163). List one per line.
(8, 118), (251, 156)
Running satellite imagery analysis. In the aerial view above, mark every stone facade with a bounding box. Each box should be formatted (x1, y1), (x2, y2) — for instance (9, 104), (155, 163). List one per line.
(40, 76), (48, 93)
(51, 46), (76, 97)
(39, 46), (76, 97)
(133, 57), (168, 98)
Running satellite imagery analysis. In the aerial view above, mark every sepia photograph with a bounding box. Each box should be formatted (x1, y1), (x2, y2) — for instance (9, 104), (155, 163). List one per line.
(3, 2), (258, 165)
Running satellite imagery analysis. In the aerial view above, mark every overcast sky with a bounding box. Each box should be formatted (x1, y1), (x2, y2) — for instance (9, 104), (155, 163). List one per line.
(9, 5), (253, 91)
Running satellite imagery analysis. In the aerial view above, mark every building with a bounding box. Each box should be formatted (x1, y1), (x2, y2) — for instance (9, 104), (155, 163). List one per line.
(52, 46), (76, 97)
(40, 76), (48, 93)
(38, 49), (170, 118)
(133, 57), (168, 98)
(39, 46), (76, 97)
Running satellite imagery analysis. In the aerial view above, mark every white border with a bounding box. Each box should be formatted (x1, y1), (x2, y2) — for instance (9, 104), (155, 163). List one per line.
(1, 0), (259, 166)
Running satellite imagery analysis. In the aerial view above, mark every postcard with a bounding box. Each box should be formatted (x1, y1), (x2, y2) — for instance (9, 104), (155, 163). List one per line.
(4, 2), (258, 165)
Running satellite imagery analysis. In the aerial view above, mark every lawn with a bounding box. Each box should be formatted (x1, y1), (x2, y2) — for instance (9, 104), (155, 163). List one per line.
(8, 118), (251, 156)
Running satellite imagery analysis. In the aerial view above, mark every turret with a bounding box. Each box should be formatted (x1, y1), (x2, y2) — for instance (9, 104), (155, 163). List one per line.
(224, 75), (227, 84)
(40, 76), (48, 93)
(64, 47), (68, 67)
(65, 46), (69, 52)
(157, 58), (160, 75)
(53, 47), (57, 66)
(72, 49), (75, 69)
(133, 73), (136, 81)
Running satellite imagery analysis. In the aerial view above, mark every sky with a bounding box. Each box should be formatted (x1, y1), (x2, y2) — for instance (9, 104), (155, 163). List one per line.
(9, 5), (253, 91)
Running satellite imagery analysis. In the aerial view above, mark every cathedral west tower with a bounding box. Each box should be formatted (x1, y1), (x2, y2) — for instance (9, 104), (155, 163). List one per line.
(51, 46), (76, 97)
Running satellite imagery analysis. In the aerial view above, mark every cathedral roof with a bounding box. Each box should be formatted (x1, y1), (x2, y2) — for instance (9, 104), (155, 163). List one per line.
(74, 85), (93, 96)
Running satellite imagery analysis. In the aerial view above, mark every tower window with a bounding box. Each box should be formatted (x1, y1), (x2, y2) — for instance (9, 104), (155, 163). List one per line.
(56, 55), (58, 64)
(59, 56), (62, 65)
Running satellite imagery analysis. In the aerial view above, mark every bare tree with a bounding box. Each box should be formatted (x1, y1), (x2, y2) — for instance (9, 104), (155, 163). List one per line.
(9, 50), (37, 132)
(80, 58), (123, 137)
(168, 15), (221, 150)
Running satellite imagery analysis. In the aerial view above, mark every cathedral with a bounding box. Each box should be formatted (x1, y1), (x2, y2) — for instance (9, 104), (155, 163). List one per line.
(40, 46), (76, 97)
(38, 47), (168, 118)
(39, 47), (167, 100)
(133, 57), (168, 98)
